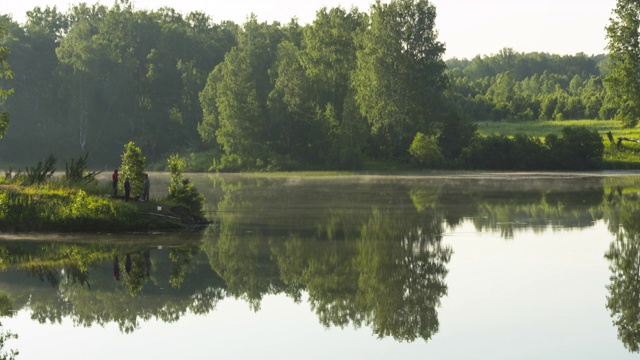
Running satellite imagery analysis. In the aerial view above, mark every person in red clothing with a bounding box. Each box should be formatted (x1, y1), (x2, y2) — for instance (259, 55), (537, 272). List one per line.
(112, 169), (119, 197)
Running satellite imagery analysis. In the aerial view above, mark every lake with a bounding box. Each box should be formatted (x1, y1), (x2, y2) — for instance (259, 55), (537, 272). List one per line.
(1, 172), (640, 359)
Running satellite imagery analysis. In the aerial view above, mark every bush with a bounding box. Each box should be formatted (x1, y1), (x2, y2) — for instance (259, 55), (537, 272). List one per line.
(409, 132), (444, 168)
(120, 142), (146, 197)
(461, 134), (517, 170)
(459, 126), (604, 171)
(167, 154), (204, 216)
(65, 153), (99, 184)
(510, 134), (550, 170)
(25, 154), (56, 185)
(546, 126), (603, 170)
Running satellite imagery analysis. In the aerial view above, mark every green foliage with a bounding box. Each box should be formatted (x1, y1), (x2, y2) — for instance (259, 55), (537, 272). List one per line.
(211, 154), (243, 172)
(2, 168), (21, 184)
(0, 183), (185, 232)
(65, 153), (99, 184)
(409, 133), (444, 168)
(120, 142), (146, 197)
(1, 5), (235, 165)
(24, 154), (56, 185)
(0, 24), (14, 142)
(447, 50), (608, 122)
(546, 126), (604, 170)
(605, 0), (640, 127)
(461, 134), (548, 170)
(353, 0), (447, 158)
(437, 109), (478, 159)
(461, 126), (603, 170)
(605, 203), (640, 352)
(167, 154), (204, 216)
(0, 2), (620, 171)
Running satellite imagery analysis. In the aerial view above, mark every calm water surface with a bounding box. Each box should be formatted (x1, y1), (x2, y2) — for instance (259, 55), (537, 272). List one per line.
(1, 173), (640, 359)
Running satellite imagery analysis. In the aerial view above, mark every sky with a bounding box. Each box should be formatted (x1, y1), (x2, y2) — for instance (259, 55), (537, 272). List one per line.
(1, 0), (618, 59)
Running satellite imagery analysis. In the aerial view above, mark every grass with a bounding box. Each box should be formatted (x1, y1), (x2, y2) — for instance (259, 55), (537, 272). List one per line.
(0, 179), (203, 233)
(476, 119), (640, 169)
(476, 119), (640, 138)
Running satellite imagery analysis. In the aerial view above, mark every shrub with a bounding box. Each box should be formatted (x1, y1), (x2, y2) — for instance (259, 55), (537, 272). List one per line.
(167, 154), (204, 216)
(510, 134), (550, 170)
(25, 154), (56, 185)
(461, 134), (550, 170)
(120, 142), (146, 197)
(409, 132), (444, 168)
(546, 126), (604, 170)
(65, 153), (99, 184)
(461, 135), (516, 170)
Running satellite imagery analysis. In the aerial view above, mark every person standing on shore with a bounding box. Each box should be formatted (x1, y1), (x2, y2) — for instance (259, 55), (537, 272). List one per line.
(112, 169), (119, 197)
(143, 173), (150, 201)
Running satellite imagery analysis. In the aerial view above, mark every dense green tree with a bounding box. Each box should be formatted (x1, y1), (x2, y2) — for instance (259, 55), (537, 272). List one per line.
(120, 141), (146, 197)
(299, 7), (368, 168)
(200, 15), (283, 169)
(605, 0), (640, 127)
(353, 0), (447, 159)
(266, 40), (316, 167)
(582, 76), (606, 119)
(265, 6), (368, 169)
(214, 45), (270, 166)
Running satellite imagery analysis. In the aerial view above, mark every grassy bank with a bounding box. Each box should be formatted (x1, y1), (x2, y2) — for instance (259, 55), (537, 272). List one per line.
(0, 182), (205, 233)
(476, 120), (640, 169)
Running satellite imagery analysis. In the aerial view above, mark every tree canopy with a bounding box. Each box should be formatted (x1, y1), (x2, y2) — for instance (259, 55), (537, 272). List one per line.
(0, 1), (620, 171)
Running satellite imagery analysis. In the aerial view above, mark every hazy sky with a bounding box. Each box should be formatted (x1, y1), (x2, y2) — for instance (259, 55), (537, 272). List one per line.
(1, 0), (617, 59)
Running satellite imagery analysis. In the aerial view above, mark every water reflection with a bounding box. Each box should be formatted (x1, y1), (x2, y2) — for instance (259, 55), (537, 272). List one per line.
(2, 174), (640, 351)
(605, 187), (640, 352)
(0, 291), (17, 360)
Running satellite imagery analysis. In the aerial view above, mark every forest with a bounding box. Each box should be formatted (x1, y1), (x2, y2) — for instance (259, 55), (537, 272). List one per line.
(0, 0), (622, 171)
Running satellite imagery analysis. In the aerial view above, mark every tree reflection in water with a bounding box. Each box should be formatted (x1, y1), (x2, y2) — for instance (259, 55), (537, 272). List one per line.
(605, 188), (640, 352)
(0, 292), (17, 360)
(3, 175), (640, 348)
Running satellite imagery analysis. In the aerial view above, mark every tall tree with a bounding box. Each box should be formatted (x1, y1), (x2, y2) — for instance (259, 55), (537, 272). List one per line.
(266, 40), (316, 166)
(352, 0), (447, 159)
(605, 0), (640, 127)
(0, 10), (67, 162)
(200, 15), (283, 168)
(0, 24), (14, 141)
(300, 7), (368, 168)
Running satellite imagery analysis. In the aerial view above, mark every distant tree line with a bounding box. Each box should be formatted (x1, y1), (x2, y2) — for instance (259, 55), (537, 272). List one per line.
(0, 0), (618, 171)
(447, 48), (612, 122)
